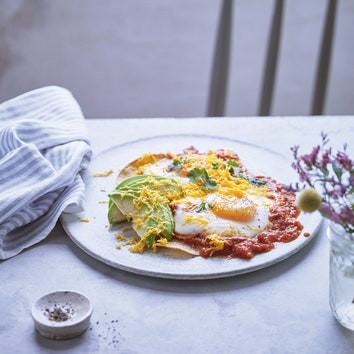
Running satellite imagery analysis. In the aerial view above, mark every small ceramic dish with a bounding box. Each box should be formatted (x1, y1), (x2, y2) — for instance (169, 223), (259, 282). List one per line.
(31, 290), (93, 340)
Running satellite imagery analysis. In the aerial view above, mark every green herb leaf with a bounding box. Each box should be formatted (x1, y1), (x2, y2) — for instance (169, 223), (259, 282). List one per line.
(237, 173), (266, 187)
(187, 167), (218, 190)
(212, 161), (219, 170)
(196, 201), (214, 213)
(168, 157), (188, 171)
(227, 160), (239, 174)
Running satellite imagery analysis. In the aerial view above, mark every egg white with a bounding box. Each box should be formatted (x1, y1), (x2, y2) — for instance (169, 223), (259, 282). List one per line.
(174, 194), (273, 238)
(142, 158), (182, 178)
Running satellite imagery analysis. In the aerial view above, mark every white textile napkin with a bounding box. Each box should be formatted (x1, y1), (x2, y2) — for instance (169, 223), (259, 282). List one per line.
(0, 86), (92, 259)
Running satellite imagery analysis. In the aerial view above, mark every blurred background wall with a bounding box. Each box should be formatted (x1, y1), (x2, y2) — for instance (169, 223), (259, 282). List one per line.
(0, 0), (353, 118)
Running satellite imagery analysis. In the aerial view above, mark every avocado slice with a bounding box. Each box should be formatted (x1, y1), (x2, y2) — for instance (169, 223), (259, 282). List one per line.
(108, 175), (183, 247)
(107, 175), (152, 224)
(131, 201), (175, 247)
(107, 199), (126, 224)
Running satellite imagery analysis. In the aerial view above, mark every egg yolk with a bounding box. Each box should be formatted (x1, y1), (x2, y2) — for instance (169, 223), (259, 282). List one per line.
(211, 195), (256, 222)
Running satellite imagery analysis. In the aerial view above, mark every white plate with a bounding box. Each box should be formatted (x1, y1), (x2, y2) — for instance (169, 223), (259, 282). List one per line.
(60, 134), (322, 279)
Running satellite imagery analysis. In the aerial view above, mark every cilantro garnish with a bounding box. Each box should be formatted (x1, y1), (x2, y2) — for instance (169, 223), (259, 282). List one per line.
(212, 161), (219, 170)
(238, 173), (266, 187)
(196, 201), (214, 213)
(187, 168), (218, 190)
(168, 157), (189, 171)
(227, 159), (239, 174)
(226, 160), (265, 186)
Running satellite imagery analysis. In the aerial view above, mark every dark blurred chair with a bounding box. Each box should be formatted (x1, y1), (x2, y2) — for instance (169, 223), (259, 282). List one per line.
(207, 0), (337, 116)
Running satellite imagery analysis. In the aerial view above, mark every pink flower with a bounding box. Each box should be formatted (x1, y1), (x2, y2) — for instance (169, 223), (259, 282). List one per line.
(301, 146), (320, 170)
(320, 148), (332, 169)
(340, 206), (354, 225)
(291, 133), (354, 234)
(336, 151), (352, 170)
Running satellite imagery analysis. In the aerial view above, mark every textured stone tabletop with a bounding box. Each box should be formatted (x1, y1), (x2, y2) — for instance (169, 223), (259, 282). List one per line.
(2, 116), (354, 353)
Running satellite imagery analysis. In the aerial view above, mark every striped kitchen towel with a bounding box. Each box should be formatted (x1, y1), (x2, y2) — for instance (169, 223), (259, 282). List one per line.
(0, 86), (92, 259)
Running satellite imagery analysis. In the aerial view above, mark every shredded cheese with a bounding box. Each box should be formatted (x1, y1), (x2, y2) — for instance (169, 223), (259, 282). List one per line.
(93, 169), (113, 177)
(115, 233), (126, 242)
(112, 148), (275, 255)
(78, 217), (89, 223)
(183, 214), (209, 227)
(206, 234), (225, 256)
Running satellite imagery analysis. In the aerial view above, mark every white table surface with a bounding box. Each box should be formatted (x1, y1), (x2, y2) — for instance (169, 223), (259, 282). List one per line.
(2, 116), (354, 354)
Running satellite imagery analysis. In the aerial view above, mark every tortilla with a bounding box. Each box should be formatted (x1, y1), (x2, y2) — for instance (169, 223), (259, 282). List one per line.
(116, 153), (171, 183)
(108, 148), (303, 259)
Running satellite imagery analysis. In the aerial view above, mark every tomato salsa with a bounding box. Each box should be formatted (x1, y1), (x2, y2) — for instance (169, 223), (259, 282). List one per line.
(176, 179), (304, 259)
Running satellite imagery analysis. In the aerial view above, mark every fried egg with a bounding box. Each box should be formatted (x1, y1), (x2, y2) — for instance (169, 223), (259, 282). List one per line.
(137, 151), (274, 239)
(173, 194), (273, 238)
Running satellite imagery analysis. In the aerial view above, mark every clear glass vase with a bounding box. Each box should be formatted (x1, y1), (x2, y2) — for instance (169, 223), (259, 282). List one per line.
(327, 221), (354, 330)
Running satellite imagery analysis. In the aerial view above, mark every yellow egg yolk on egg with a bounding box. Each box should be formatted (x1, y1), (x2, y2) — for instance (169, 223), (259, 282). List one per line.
(210, 194), (256, 222)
